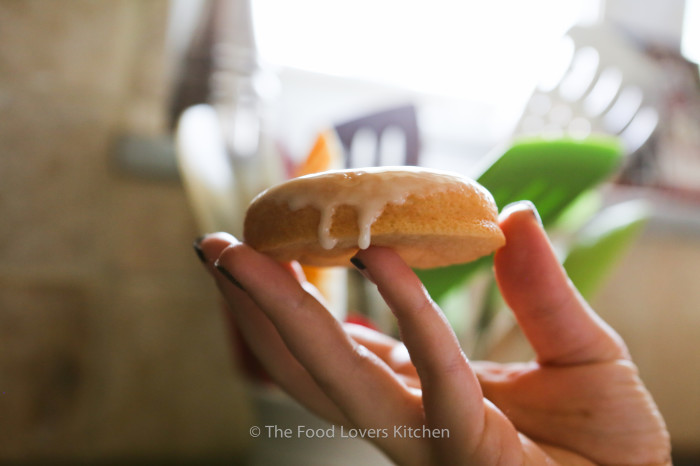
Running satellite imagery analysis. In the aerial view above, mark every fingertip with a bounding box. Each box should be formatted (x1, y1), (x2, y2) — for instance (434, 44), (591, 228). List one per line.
(356, 245), (439, 305)
(193, 236), (208, 264)
(494, 201), (550, 271)
(349, 255), (367, 271)
(353, 246), (401, 271)
(196, 232), (241, 265)
(350, 249), (377, 284)
(214, 239), (311, 305)
(498, 200), (542, 229)
(201, 231), (240, 248)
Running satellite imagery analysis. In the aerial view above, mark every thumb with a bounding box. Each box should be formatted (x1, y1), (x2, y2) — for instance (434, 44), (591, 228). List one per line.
(493, 201), (628, 366)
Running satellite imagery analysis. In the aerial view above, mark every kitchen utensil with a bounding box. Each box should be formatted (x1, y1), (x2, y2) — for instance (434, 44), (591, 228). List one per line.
(333, 104), (420, 168)
(563, 199), (650, 299)
(175, 104), (243, 236)
(515, 23), (661, 154)
(417, 135), (624, 302)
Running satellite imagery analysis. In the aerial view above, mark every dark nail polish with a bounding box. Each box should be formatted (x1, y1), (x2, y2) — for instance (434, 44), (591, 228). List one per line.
(350, 256), (366, 270)
(193, 236), (207, 263)
(215, 263), (245, 291)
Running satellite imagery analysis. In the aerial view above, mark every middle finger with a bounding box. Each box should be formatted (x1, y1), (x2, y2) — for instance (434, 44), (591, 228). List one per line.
(214, 239), (429, 462)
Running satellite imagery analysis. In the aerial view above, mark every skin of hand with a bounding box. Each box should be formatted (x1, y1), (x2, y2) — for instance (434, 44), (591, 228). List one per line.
(194, 201), (671, 466)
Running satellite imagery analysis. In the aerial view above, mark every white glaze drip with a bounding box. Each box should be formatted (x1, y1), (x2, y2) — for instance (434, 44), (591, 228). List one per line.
(262, 167), (480, 250)
(318, 206), (337, 249)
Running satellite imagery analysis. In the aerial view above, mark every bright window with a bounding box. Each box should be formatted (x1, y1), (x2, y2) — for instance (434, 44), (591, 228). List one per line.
(253, 0), (597, 107)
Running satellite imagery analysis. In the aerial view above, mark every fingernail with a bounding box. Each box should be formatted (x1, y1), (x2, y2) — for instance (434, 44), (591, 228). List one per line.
(214, 261), (245, 291)
(500, 200), (543, 227)
(350, 256), (366, 270)
(193, 236), (207, 263)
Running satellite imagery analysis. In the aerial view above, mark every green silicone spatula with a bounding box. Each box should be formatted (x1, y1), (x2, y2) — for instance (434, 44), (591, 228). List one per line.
(416, 135), (624, 302)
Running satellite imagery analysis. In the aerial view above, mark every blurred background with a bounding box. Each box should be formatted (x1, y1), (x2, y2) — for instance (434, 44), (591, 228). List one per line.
(1, 0), (699, 464)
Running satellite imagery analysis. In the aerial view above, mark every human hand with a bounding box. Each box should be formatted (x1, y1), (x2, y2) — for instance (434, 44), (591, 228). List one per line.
(194, 201), (671, 465)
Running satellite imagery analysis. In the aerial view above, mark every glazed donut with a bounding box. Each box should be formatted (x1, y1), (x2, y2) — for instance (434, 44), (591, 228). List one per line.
(243, 167), (505, 269)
